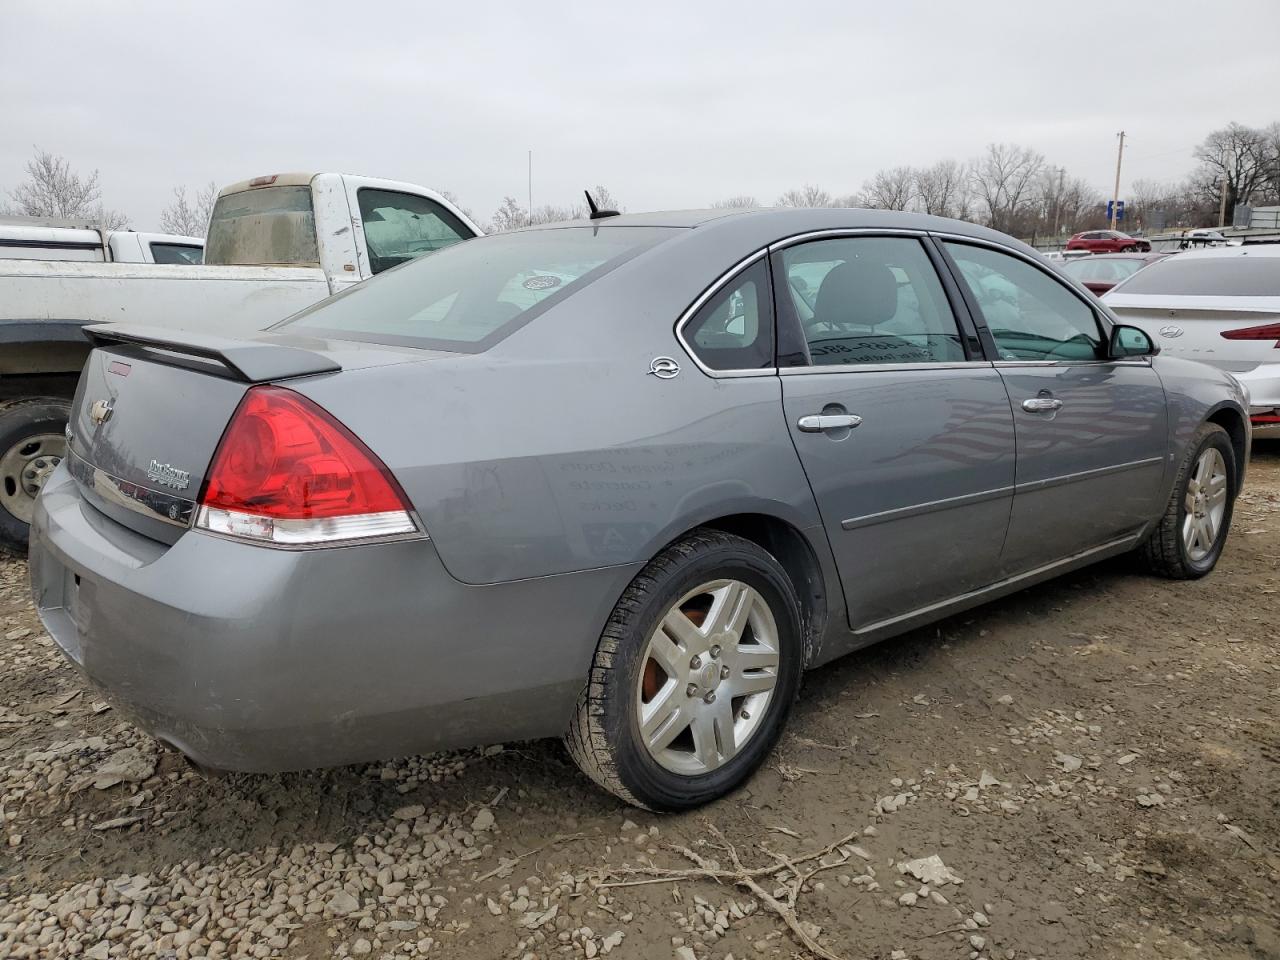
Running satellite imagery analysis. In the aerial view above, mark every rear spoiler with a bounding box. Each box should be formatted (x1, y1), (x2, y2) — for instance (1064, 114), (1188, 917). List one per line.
(83, 323), (340, 383)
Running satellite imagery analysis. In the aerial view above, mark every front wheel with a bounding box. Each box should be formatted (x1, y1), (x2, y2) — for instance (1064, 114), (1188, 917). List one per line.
(1140, 423), (1237, 579)
(565, 530), (803, 810)
(0, 398), (71, 558)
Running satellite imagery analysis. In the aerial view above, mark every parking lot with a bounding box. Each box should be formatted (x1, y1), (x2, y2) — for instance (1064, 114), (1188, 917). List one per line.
(0, 442), (1273, 959)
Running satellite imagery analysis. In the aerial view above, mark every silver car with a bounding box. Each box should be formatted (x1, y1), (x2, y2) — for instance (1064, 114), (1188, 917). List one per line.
(30, 208), (1250, 810)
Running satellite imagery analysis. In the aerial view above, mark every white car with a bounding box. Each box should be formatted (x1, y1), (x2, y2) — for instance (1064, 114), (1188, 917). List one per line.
(1105, 245), (1280, 438)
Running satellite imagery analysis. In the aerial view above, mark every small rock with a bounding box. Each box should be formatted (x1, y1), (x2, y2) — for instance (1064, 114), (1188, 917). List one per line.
(472, 808), (495, 832)
(996, 694), (1014, 705)
(1054, 752), (1083, 773)
(352, 938), (372, 955)
(328, 890), (361, 916)
(392, 804), (425, 820)
(898, 892), (918, 907)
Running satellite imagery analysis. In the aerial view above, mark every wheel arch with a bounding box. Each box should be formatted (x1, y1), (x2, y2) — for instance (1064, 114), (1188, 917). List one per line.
(641, 508), (834, 668)
(1204, 402), (1248, 491)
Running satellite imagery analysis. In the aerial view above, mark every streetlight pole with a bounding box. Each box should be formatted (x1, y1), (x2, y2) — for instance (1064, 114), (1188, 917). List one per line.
(1110, 131), (1125, 231)
(1052, 165), (1065, 240)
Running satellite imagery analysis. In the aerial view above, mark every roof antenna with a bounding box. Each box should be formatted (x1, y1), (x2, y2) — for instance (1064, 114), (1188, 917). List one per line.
(584, 190), (620, 220)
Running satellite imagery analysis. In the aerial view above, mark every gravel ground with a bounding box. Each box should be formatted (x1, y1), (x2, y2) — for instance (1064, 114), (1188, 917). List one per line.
(2, 442), (1278, 960)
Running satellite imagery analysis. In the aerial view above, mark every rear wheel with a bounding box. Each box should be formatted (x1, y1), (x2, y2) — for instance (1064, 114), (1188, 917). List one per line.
(1140, 423), (1236, 579)
(565, 530), (803, 810)
(0, 398), (71, 558)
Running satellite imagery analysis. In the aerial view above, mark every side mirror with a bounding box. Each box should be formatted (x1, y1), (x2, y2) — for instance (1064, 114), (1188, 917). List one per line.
(1109, 323), (1158, 359)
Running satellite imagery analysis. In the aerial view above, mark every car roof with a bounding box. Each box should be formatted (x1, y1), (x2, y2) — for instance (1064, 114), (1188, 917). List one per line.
(519, 206), (1025, 251)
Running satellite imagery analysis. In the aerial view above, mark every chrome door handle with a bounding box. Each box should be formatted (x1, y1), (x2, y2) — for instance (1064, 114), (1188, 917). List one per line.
(1022, 397), (1063, 413)
(797, 414), (863, 432)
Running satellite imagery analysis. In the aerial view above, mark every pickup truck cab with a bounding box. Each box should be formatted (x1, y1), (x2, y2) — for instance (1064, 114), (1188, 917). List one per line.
(0, 173), (479, 554)
(0, 217), (204, 264)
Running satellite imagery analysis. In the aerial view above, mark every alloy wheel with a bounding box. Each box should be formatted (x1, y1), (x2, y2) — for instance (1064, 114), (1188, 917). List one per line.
(634, 579), (780, 776)
(1182, 447), (1228, 562)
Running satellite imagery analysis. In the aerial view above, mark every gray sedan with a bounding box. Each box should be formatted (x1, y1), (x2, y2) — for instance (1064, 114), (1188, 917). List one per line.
(30, 208), (1249, 810)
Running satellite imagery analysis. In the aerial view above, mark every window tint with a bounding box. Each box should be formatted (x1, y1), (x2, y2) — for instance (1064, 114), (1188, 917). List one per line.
(779, 236), (965, 366)
(682, 259), (773, 370)
(358, 189), (473, 275)
(150, 243), (203, 265)
(945, 242), (1103, 361)
(1112, 255), (1280, 297)
(281, 226), (676, 352)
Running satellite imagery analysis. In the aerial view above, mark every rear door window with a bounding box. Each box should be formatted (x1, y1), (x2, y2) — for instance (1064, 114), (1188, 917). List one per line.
(777, 236), (966, 366)
(358, 189), (473, 275)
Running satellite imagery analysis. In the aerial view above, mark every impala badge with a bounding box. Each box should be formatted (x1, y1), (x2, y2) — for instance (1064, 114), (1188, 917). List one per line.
(89, 398), (114, 426)
(147, 460), (191, 491)
(648, 357), (681, 379)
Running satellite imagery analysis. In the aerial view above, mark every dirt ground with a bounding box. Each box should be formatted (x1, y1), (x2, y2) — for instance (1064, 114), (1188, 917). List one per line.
(1, 443), (1277, 960)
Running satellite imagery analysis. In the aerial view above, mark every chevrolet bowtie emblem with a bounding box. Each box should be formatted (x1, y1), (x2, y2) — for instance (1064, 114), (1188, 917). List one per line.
(89, 398), (114, 426)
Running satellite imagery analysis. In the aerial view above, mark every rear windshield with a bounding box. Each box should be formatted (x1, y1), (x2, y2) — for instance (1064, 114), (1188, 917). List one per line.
(150, 242), (203, 265)
(1061, 257), (1146, 283)
(277, 226), (678, 352)
(1116, 255), (1280, 297)
(204, 186), (318, 266)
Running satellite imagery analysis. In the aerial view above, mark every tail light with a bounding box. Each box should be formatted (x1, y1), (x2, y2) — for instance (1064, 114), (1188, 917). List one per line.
(1221, 322), (1280, 347)
(195, 385), (418, 546)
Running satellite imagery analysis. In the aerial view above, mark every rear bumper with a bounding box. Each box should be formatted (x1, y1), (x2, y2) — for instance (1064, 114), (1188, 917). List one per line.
(30, 465), (640, 772)
(1231, 365), (1280, 438)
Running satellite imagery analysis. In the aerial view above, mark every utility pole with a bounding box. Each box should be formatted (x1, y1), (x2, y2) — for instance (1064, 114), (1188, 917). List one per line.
(527, 150), (533, 223)
(1052, 165), (1066, 240)
(1110, 131), (1125, 231)
(1218, 177), (1229, 228)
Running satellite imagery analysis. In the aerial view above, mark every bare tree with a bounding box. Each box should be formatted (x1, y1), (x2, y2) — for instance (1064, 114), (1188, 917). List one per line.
(711, 195), (760, 208)
(159, 181), (218, 237)
(6, 147), (129, 228)
(776, 184), (833, 208)
(857, 166), (916, 211)
(528, 203), (585, 225)
(1191, 121), (1278, 214)
(913, 160), (969, 219)
(968, 143), (1045, 233)
(489, 196), (528, 233)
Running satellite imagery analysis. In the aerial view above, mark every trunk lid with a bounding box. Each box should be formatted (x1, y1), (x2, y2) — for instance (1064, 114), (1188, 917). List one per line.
(1104, 295), (1280, 371)
(66, 324), (446, 544)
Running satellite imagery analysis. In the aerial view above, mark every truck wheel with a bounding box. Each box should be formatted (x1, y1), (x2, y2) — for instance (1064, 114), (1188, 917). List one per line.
(0, 398), (71, 558)
(565, 530), (803, 810)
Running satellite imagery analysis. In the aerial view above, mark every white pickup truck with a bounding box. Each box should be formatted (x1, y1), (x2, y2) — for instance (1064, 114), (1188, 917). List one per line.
(0, 172), (480, 554)
(0, 217), (205, 264)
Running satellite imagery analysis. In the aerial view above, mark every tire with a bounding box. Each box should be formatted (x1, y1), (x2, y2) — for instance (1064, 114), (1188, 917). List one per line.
(1140, 423), (1237, 579)
(0, 397), (71, 559)
(565, 530), (804, 810)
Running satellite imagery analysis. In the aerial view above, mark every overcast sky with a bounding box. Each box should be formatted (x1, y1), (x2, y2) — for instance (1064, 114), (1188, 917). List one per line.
(3, 1), (1278, 230)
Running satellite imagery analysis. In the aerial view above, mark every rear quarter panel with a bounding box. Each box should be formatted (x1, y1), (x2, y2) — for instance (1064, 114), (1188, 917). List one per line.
(290, 232), (828, 587)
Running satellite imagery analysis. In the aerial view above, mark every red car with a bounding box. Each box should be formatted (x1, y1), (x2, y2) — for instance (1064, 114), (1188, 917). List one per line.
(1065, 230), (1151, 254)
(1058, 252), (1171, 295)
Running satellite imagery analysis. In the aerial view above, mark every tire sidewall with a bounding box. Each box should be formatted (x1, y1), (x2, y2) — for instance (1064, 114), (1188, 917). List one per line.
(1177, 429), (1236, 575)
(0, 399), (72, 555)
(606, 543), (803, 810)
